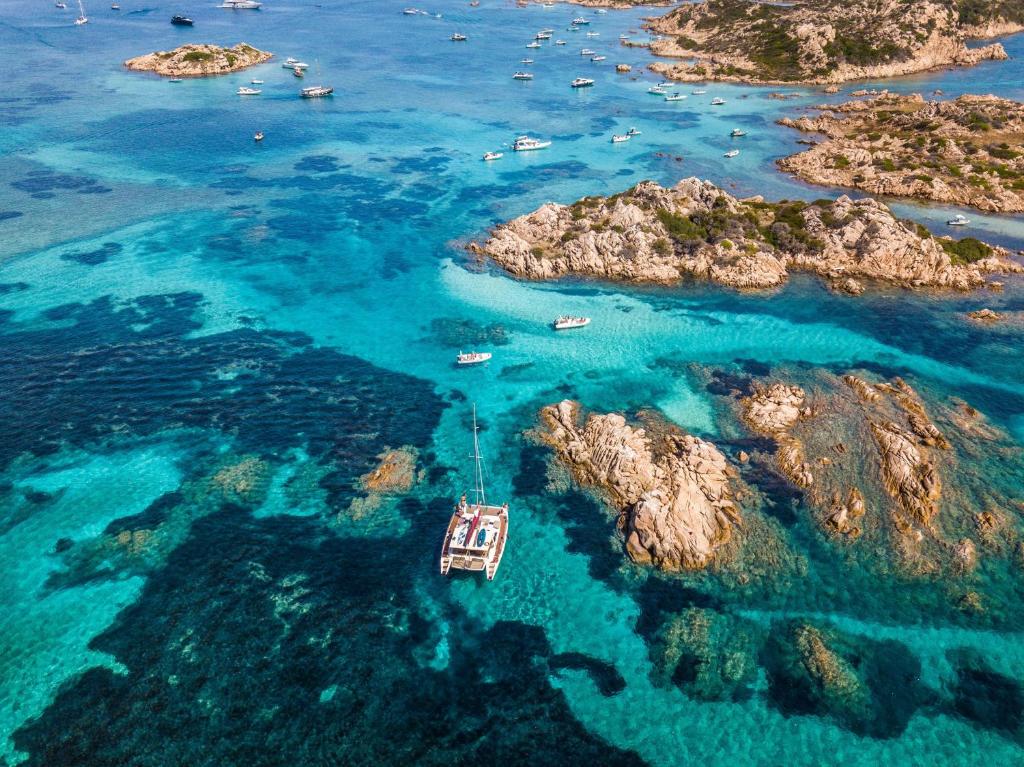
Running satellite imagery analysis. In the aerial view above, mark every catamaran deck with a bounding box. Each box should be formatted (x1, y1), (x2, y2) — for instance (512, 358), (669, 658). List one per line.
(440, 503), (508, 580)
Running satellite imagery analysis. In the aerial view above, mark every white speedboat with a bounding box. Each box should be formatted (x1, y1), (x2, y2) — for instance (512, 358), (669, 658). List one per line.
(439, 405), (509, 581)
(554, 316), (591, 330)
(730, 128), (746, 137)
(595, 8), (607, 13)
(571, 77), (594, 88)
(665, 93), (686, 101)
(251, 79), (264, 84)
(512, 135), (551, 151)
(282, 58), (310, 69)
(254, 131), (264, 141)
(219, 0), (261, 8)
(300, 85), (334, 98)
(571, 16), (589, 25)
(947, 214), (970, 226)
(648, 86), (667, 95)
(580, 48), (595, 55)
(724, 149), (739, 158)
(657, 81), (673, 87)
(535, 32), (551, 39)
(591, 55), (606, 62)
(556, 39), (566, 45)
(526, 41), (541, 48)
(711, 97), (726, 105)
(403, 7), (419, 14)
(692, 89), (707, 95)
(169, 78), (183, 83)
(111, 3), (119, 9)
(483, 151), (503, 161)
(626, 127), (641, 136)
(237, 86), (261, 95)
(513, 71), (534, 80)
(586, 31), (599, 37)
(611, 134), (630, 143)
(55, 1), (67, 7)
(457, 351), (492, 365)
(521, 58), (534, 64)
(620, 34), (629, 40)
(451, 32), (468, 41)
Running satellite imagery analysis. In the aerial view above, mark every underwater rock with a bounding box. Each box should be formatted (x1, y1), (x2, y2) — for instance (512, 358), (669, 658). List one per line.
(358, 447), (419, 494)
(742, 382), (806, 434)
(870, 421), (941, 525)
(948, 647), (1024, 738)
(539, 400), (741, 570)
(968, 308), (1003, 323)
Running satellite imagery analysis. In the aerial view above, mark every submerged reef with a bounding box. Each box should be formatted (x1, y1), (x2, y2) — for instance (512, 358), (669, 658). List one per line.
(474, 178), (1021, 295)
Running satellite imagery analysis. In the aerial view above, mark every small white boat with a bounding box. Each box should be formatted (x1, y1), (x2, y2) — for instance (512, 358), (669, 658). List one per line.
(691, 89), (707, 95)
(611, 134), (630, 143)
(535, 32), (551, 39)
(947, 214), (970, 226)
(626, 127), (641, 136)
(521, 58), (534, 64)
(403, 7), (419, 13)
(657, 81), (673, 87)
(300, 85), (334, 98)
(556, 39), (566, 45)
(251, 79), (264, 84)
(724, 149), (739, 158)
(512, 135), (552, 151)
(169, 78), (183, 83)
(526, 41), (541, 48)
(586, 31), (599, 37)
(711, 97), (726, 105)
(254, 131), (264, 141)
(483, 151), (503, 161)
(571, 77), (594, 88)
(595, 8), (607, 13)
(513, 71), (534, 80)
(451, 32), (468, 41)
(648, 86), (667, 95)
(730, 128), (746, 137)
(620, 34), (629, 40)
(664, 93), (686, 102)
(572, 16), (589, 25)
(457, 351), (491, 365)
(74, 0), (88, 23)
(110, 3), (119, 9)
(580, 48), (595, 55)
(237, 86), (262, 95)
(219, 0), (261, 8)
(282, 59), (310, 70)
(55, 1), (67, 8)
(554, 316), (591, 330)
(591, 55), (606, 62)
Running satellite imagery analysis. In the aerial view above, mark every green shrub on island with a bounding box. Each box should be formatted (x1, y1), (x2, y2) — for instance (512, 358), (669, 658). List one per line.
(941, 236), (992, 264)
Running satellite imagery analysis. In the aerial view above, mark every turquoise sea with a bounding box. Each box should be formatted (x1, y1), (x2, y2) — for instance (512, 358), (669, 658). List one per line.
(1, 0), (1024, 764)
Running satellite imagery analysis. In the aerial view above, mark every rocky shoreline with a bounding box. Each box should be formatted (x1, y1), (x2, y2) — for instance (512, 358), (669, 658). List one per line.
(778, 92), (1024, 213)
(643, 0), (1019, 85)
(124, 43), (272, 78)
(472, 177), (1021, 295)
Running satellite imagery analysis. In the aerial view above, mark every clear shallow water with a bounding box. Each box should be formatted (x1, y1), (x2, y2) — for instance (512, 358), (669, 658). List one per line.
(1, 1), (1024, 765)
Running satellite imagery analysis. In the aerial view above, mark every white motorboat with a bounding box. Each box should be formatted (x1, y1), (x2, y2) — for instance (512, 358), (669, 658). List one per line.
(724, 149), (739, 158)
(483, 151), (503, 161)
(300, 85), (334, 98)
(570, 77), (594, 88)
(611, 134), (630, 143)
(451, 32), (468, 41)
(571, 16), (589, 24)
(535, 31), (551, 39)
(513, 71), (534, 80)
(219, 0), (261, 8)
(648, 86), (667, 95)
(711, 97), (726, 105)
(237, 86), (261, 95)
(282, 58), (309, 70)
(254, 131), (264, 141)
(586, 31), (599, 37)
(251, 79), (264, 84)
(595, 8), (607, 13)
(169, 78), (183, 82)
(512, 135), (551, 151)
(580, 48), (595, 55)
(947, 214), (970, 226)
(591, 55), (606, 62)
(556, 39), (566, 45)
(692, 89), (707, 95)
(620, 34), (629, 40)
(74, 0), (87, 23)
(657, 81), (673, 87)
(730, 128), (746, 137)
(521, 58), (534, 64)
(553, 316), (591, 330)
(457, 351), (492, 365)
(111, 3), (119, 9)
(626, 127), (641, 136)
(403, 7), (419, 14)
(439, 405), (509, 581)
(55, 1), (67, 7)
(526, 41), (541, 48)
(665, 93), (686, 101)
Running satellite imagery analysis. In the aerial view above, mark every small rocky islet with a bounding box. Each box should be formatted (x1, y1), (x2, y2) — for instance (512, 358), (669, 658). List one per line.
(473, 177), (1022, 295)
(123, 43), (272, 78)
(778, 91), (1024, 213)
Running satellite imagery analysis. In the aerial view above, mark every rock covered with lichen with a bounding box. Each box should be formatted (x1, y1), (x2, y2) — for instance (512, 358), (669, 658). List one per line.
(124, 43), (272, 77)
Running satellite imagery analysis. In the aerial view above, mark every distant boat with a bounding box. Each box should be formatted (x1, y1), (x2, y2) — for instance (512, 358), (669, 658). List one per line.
(730, 128), (746, 137)
(947, 214), (970, 226)
(555, 39), (566, 45)
(591, 55), (606, 62)
(664, 93), (686, 101)
(282, 58), (309, 69)
(301, 85), (333, 98)
(74, 0), (88, 23)
(711, 97), (726, 105)
(525, 41), (541, 48)
(512, 135), (551, 151)
(571, 16), (589, 25)
(169, 77), (183, 82)
(648, 86), (666, 95)
(570, 77), (594, 88)
(626, 127), (640, 136)
(110, 3), (119, 9)
(438, 405), (509, 581)
(403, 6), (418, 13)
(483, 151), (503, 161)
(251, 78), (264, 84)
(237, 86), (261, 95)
(451, 32), (467, 41)
(724, 149), (739, 158)
(580, 48), (595, 55)
(595, 8), (607, 13)
(171, 14), (193, 25)
(513, 71), (533, 80)
(520, 58), (534, 64)
(691, 89), (707, 95)
(254, 131), (264, 141)
(219, 0), (261, 8)
(611, 134), (630, 143)
(586, 31), (599, 37)
(55, 1), (67, 8)
(457, 351), (491, 365)
(554, 316), (591, 330)
(535, 31), (551, 39)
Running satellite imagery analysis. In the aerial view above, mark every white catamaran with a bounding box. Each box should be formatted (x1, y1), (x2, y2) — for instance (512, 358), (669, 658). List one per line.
(440, 406), (509, 581)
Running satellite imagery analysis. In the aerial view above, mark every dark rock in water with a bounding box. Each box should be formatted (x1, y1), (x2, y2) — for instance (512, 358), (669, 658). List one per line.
(761, 619), (927, 738)
(550, 652), (626, 697)
(0, 210), (24, 222)
(53, 537), (74, 554)
(293, 154), (343, 173)
(0, 281), (30, 294)
(60, 242), (123, 266)
(948, 648), (1024, 738)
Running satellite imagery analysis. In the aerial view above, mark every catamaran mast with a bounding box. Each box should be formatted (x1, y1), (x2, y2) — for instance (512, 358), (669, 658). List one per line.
(472, 404), (486, 506)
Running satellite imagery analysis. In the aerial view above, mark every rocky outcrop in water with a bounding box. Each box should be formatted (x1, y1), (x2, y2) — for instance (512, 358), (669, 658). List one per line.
(474, 178), (1020, 294)
(778, 93), (1024, 213)
(539, 400), (741, 570)
(124, 43), (272, 78)
(645, 0), (1017, 85)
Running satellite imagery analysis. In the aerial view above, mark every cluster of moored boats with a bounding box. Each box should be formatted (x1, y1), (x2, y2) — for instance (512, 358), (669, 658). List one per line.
(456, 316), (590, 367)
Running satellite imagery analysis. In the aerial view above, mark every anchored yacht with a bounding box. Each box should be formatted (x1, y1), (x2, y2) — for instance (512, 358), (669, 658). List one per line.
(664, 93), (686, 101)
(611, 134), (630, 143)
(237, 86), (261, 95)
(512, 135), (551, 150)
(482, 151), (503, 161)
(724, 149), (740, 158)
(439, 406), (509, 581)
(711, 97), (726, 105)
(947, 214), (970, 226)
(456, 351), (492, 365)
(730, 128), (747, 137)
(451, 32), (468, 41)
(300, 85), (333, 98)
(219, 0), (261, 8)
(513, 71), (534, 80)
(554, 316), (591, 330)
(571, 77), (594, 88)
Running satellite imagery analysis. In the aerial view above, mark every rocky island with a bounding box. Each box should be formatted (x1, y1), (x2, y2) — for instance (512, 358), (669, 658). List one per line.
(124, 43), (272, 78)
(778, 92), (1024, 213)
(473, 177), (1021, 294)
(644, 0), (1019, 85)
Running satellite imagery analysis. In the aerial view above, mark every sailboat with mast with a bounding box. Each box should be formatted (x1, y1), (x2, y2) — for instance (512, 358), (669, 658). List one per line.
(439, 405), (509, 580)
(74, 0), (88, 24)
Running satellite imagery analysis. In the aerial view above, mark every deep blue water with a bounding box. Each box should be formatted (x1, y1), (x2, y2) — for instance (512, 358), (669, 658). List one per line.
(1, 1), (1024, 764)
